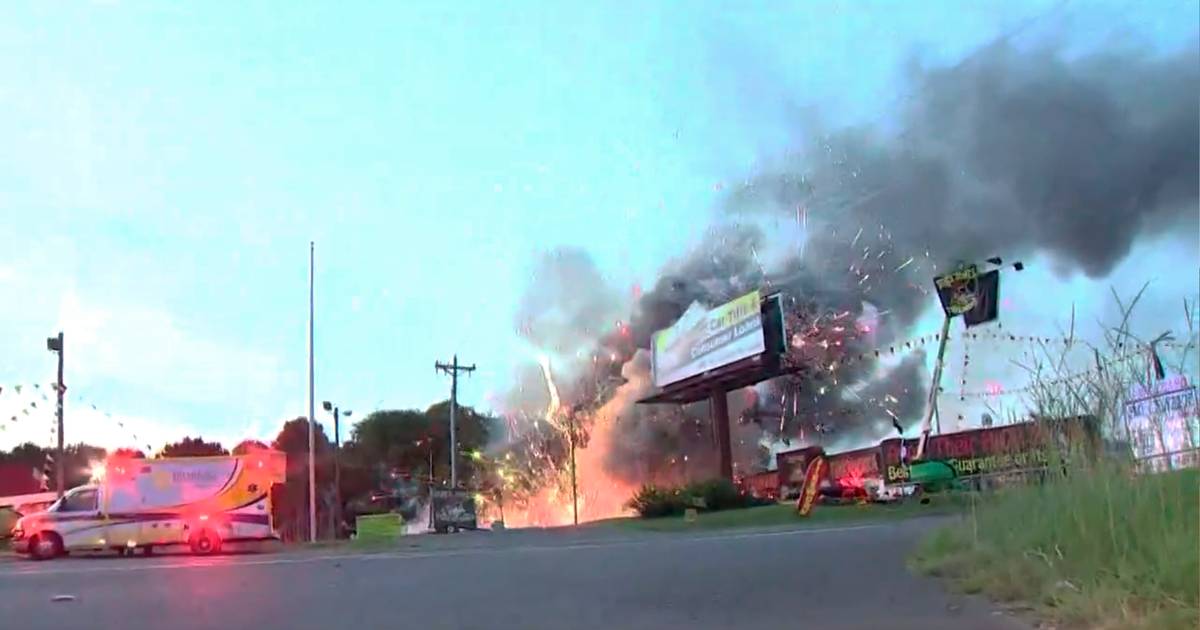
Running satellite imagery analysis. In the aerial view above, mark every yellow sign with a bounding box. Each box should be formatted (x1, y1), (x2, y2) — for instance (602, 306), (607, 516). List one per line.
(652, 290), (765, 388)
(796, 456), (828, 517)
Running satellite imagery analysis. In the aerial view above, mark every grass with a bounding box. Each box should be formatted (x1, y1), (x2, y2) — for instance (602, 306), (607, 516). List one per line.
(281, 496), (966, 554)
(911, 466), (1199, 630)
(605, 494), (965, 532)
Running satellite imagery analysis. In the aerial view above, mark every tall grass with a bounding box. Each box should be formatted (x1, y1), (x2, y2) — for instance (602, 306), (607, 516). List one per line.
(915, 288), (1200, 629)
(914, 465), (1198, 629)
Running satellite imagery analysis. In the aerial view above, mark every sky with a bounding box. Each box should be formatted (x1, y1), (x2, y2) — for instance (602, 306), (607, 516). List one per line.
(0, 1), (1196, 452)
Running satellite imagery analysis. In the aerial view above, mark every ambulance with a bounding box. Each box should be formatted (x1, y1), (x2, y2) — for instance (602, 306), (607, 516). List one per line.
(10, 450), (286, 560)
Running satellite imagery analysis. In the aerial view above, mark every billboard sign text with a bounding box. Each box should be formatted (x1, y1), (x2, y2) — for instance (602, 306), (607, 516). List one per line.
(651, 290), (765, 388)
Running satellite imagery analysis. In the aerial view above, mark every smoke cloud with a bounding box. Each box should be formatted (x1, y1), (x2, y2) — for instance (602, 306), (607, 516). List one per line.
(501, 38), (1199, 488)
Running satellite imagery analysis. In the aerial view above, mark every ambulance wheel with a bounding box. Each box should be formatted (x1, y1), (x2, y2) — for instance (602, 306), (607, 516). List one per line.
(189, 531), (221, 556)
(30, 533), (63, 561)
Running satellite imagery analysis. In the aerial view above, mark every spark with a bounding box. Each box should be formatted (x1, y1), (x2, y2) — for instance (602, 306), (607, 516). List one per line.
(851, 227), (863, 247)
(536, 355), (566, 433)
(894, 256), (915, 272)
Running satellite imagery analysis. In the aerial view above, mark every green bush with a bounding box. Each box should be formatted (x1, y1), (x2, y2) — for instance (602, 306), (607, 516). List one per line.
(684, 478), (757, 511)
(627, 484), (687, 518)
(628, 479), (771, 518)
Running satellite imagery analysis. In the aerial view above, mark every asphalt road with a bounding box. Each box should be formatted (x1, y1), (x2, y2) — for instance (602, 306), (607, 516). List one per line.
(0, 518), (1028, 630)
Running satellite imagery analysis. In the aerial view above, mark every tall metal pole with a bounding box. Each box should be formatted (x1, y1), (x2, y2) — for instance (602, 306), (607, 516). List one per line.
(53, 332), (64, 499)
(569, 411), (578, 526)
(435, 356), (475, 489)
(333, 406), (342, 534)
(914, 314), (952, 461)
(449, 355), (458, 488)
(307, 242), (317, 542)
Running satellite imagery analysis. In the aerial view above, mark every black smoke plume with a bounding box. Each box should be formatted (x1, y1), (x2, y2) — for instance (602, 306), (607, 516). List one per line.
(503, 38), (1200, 484)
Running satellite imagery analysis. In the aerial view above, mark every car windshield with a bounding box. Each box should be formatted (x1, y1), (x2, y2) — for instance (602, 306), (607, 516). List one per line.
(54, 489), (98, 513)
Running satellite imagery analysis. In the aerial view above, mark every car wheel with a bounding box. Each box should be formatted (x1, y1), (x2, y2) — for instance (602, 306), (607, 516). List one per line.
(30, 533), (63, 561)
(189, 530), (221, 556)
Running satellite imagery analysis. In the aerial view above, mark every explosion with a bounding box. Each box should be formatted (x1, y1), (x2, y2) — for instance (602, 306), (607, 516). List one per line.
(482, 35), (1199, 527)
(484, 355), (641, 527)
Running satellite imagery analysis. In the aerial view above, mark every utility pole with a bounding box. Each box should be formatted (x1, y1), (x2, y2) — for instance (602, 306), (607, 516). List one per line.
(323, 402), (351, 536)
(425, 437), (434, 485)
(46, 332), (65, 499)
(435, 355), (475, 488)
(568, 409), (578, 526)
(307, 242), (317, 542)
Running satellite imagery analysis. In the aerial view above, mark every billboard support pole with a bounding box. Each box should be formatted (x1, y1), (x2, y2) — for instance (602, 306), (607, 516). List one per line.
(711, 389), (733, 481)
(914, 314), (952, 461)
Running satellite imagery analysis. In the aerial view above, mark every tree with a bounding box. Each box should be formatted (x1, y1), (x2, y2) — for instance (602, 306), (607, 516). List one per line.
(0, 442), (107, 489)
(271, 418), (335, 541)
(348, 409), (433, 478)
(232, 439), (270, 455)
(157, 436), (228, 458)
(421, 400), (496, 484)
(111, 448), (146, 458)
(0, 442), (47, 468)
(346, 401), (498, 488)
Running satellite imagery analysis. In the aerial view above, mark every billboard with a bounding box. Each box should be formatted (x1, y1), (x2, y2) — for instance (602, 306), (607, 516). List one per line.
(1121, 375), (1199, 472)
(430, 489), (477, 532)
(879, 418), (1097, 484)
(651, 290), (765, 388)
(963, 269), (1000, 327)
(934, 265), (1001, 327)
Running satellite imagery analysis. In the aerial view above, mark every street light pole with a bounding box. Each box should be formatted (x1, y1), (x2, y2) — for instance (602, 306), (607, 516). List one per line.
(323, 401), (351, 536)
(46, 333), (65, 499)
(307, 242), (317, 542)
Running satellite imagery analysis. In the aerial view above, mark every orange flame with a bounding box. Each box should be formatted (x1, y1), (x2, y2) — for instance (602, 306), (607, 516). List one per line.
(489, 356), (648, 528)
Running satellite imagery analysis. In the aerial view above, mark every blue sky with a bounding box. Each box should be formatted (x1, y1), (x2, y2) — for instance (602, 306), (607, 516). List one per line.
(0, 1), (1196, 451)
